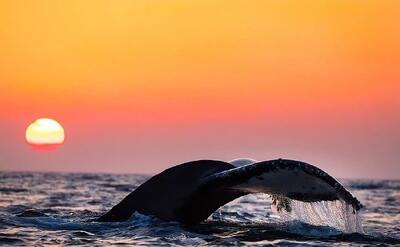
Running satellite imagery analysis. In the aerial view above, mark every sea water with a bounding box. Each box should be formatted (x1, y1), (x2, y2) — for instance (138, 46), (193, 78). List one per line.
(0, 172), (399, 246)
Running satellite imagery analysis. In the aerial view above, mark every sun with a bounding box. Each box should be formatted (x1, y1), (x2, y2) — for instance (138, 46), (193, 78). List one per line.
(25, 118), (65, 150)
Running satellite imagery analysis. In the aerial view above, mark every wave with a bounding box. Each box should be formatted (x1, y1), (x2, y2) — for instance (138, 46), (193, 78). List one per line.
(1, 208), (398, 246)
(1, 171), (399, 246)
(345, 179), (400, 190)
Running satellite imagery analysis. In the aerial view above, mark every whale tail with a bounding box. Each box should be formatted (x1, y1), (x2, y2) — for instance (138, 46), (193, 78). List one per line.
(97, 160), (236, 222)
(98, 159), (362, 224)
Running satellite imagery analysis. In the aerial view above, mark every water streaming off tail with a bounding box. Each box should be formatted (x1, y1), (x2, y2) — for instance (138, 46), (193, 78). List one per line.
(272, 199), (363, 233)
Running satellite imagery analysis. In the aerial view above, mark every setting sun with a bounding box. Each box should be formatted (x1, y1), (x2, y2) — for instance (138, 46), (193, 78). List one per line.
(25, 118), (65, 149)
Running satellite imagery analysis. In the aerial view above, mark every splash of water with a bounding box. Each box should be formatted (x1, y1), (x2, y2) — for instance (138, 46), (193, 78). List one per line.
(272, 198), (363, 233)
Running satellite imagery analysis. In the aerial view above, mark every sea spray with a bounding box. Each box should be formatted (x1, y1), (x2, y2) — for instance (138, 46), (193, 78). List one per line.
(272, 198), (363, 233)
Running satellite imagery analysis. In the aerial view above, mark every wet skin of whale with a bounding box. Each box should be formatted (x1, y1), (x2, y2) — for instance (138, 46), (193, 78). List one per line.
(97, 159), (362, 224)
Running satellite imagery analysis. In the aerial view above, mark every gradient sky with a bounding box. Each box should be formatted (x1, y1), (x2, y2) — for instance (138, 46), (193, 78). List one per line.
(0, 1), (399, 178)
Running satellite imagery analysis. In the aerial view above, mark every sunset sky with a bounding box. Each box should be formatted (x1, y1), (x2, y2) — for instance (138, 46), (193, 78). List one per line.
(0, 1), (399, 178)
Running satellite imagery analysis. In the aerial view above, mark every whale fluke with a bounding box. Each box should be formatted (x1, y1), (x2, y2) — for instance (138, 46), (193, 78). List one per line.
(98, 159), (362, 224)
(229, 158), (258, 167)
(97, 160), (236, 222)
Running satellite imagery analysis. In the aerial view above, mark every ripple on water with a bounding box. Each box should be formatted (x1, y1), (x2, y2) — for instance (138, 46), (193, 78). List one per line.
(0, 172), (399, 246)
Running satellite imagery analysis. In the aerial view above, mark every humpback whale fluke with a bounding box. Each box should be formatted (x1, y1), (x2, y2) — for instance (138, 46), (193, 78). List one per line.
(98, 159), (362, 224)
(229, 158), (258, 167)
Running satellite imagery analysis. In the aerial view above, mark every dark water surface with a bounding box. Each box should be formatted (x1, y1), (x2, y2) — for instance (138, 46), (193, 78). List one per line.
(0, 172), (399, 246)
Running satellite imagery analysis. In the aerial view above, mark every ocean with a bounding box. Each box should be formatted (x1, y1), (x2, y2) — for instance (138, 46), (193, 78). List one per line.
(0, 172), (399, 246)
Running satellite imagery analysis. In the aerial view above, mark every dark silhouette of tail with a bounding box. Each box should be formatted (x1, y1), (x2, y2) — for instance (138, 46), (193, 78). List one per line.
(97, 159), (362, 224)
(97, 160), (235, 222)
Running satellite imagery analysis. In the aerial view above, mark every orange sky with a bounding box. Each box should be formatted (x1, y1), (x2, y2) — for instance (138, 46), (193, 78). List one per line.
(0, 1), (399, 178)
